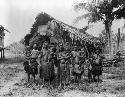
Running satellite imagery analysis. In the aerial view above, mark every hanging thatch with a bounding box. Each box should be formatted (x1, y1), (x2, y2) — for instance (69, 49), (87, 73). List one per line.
(24, 12), (103, 53)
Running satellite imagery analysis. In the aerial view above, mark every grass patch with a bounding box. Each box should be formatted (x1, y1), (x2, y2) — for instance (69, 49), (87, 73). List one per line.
(0, 57), (25, 64)
(0, 52), (25, 64)
(103, 66), (125, 75)
(107, 75), (125, 80)
(115, 84), (125, 91)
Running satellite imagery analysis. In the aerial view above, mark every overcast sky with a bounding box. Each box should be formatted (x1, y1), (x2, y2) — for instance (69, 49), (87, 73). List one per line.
(0, 0), (125, 46)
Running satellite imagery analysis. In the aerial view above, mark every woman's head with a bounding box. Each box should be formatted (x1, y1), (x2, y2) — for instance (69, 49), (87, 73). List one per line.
(43, 41), (49, 49)
(58, 43), (64, 52)
(74, 46), (77, 51)
(50, 46), (57, 53)
(33, 44), (37, 50)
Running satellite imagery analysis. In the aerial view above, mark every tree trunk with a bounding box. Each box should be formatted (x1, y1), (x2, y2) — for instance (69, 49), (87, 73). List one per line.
(108, 30), (112, 59)
(105, 20), (112, 59)
(117, 28), (121, 51)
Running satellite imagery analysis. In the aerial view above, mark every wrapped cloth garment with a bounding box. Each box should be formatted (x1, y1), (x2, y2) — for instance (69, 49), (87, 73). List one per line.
(73, 64), (82, 74)
(39, 49), (55, 81)
(58, 62), (67, 82)
(49, 52), (57, 64)
(57, 52), (67, 82)
(23, 60), (38, 75)
(71, 51), (79, 64)
(79, 51), (86, 61)
(91, 56), (103, 75)
(40, 61), (55, 81)
(92, 65), (102, 75)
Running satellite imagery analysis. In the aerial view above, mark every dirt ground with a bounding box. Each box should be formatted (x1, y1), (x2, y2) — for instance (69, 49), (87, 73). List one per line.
(0, 53), (125, 97)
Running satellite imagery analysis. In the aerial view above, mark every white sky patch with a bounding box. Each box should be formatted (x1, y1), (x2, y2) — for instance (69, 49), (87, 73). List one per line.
(0, 0), (125, 46)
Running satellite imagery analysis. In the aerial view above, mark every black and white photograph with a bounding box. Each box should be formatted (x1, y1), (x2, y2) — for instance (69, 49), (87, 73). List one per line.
(0, 0), (125, 97)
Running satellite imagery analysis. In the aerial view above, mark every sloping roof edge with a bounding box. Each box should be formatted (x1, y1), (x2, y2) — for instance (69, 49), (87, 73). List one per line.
(51, 19), (100, 43)
(33, 12), (101, 44)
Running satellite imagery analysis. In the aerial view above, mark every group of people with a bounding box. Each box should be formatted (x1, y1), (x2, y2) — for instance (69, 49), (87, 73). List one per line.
(23, 41), (103, 88)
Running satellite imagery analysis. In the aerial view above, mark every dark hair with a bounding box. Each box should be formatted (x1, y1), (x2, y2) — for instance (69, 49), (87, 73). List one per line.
(59, 47), (64, 52)
(23, 61), (29, 66)
(52, 47), (57, 53)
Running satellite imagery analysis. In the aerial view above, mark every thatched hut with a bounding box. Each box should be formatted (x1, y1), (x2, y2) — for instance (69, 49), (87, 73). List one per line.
(25, 12), (103, 56)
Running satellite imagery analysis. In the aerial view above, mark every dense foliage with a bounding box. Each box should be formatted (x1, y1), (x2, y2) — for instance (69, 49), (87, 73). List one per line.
(74, 0), (125, 59)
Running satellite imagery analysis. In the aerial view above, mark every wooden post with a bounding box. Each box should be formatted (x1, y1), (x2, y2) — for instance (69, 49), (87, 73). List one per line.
(1, 49), (2, 59)
(3, 49), (4, 58)
(2, 49), (3, 59)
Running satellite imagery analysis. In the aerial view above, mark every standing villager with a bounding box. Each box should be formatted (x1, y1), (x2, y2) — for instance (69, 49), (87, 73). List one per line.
(87, 52), (95, 82)
(49, 44), (58, 67)
(23, 44), (39, 83)
(49, 45), (57, 86)
(30, 44), (39, 59)
(79, 47), (86, 69)
(24, 46), (31, 59)
(64, 42), (72, 85)
(71, 46), (84, 82)
(30, 43), (39, 76)
(89, 50), (103, 82)
(71, 46), (80, 72)
(57, 43), (67, 88)
(38, 41), (55, 86)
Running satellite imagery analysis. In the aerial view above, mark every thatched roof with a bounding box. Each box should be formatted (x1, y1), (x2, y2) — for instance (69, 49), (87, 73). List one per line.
(27, 12), (102, 50)
(35, 12), (100, 44)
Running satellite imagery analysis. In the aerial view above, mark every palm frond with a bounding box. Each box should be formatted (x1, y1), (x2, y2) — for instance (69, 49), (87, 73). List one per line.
(74, 2), (98, 12)
(113, 6), (125, 19)
(74, 2), (86, 12)
(111, 0), (125, 8)
(74, 1), (104, 25)
(86, 3), (97, 12)
(4, 29), (11, 33)
(73, 13), (91, 25)
(73, 11), (103, 25)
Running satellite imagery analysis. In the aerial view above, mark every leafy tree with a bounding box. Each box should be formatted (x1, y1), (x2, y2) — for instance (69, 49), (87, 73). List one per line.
(74, 0), (125, 59)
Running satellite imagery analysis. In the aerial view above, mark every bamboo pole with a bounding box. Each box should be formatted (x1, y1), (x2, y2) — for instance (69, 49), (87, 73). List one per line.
(3, 49), (5, 58)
